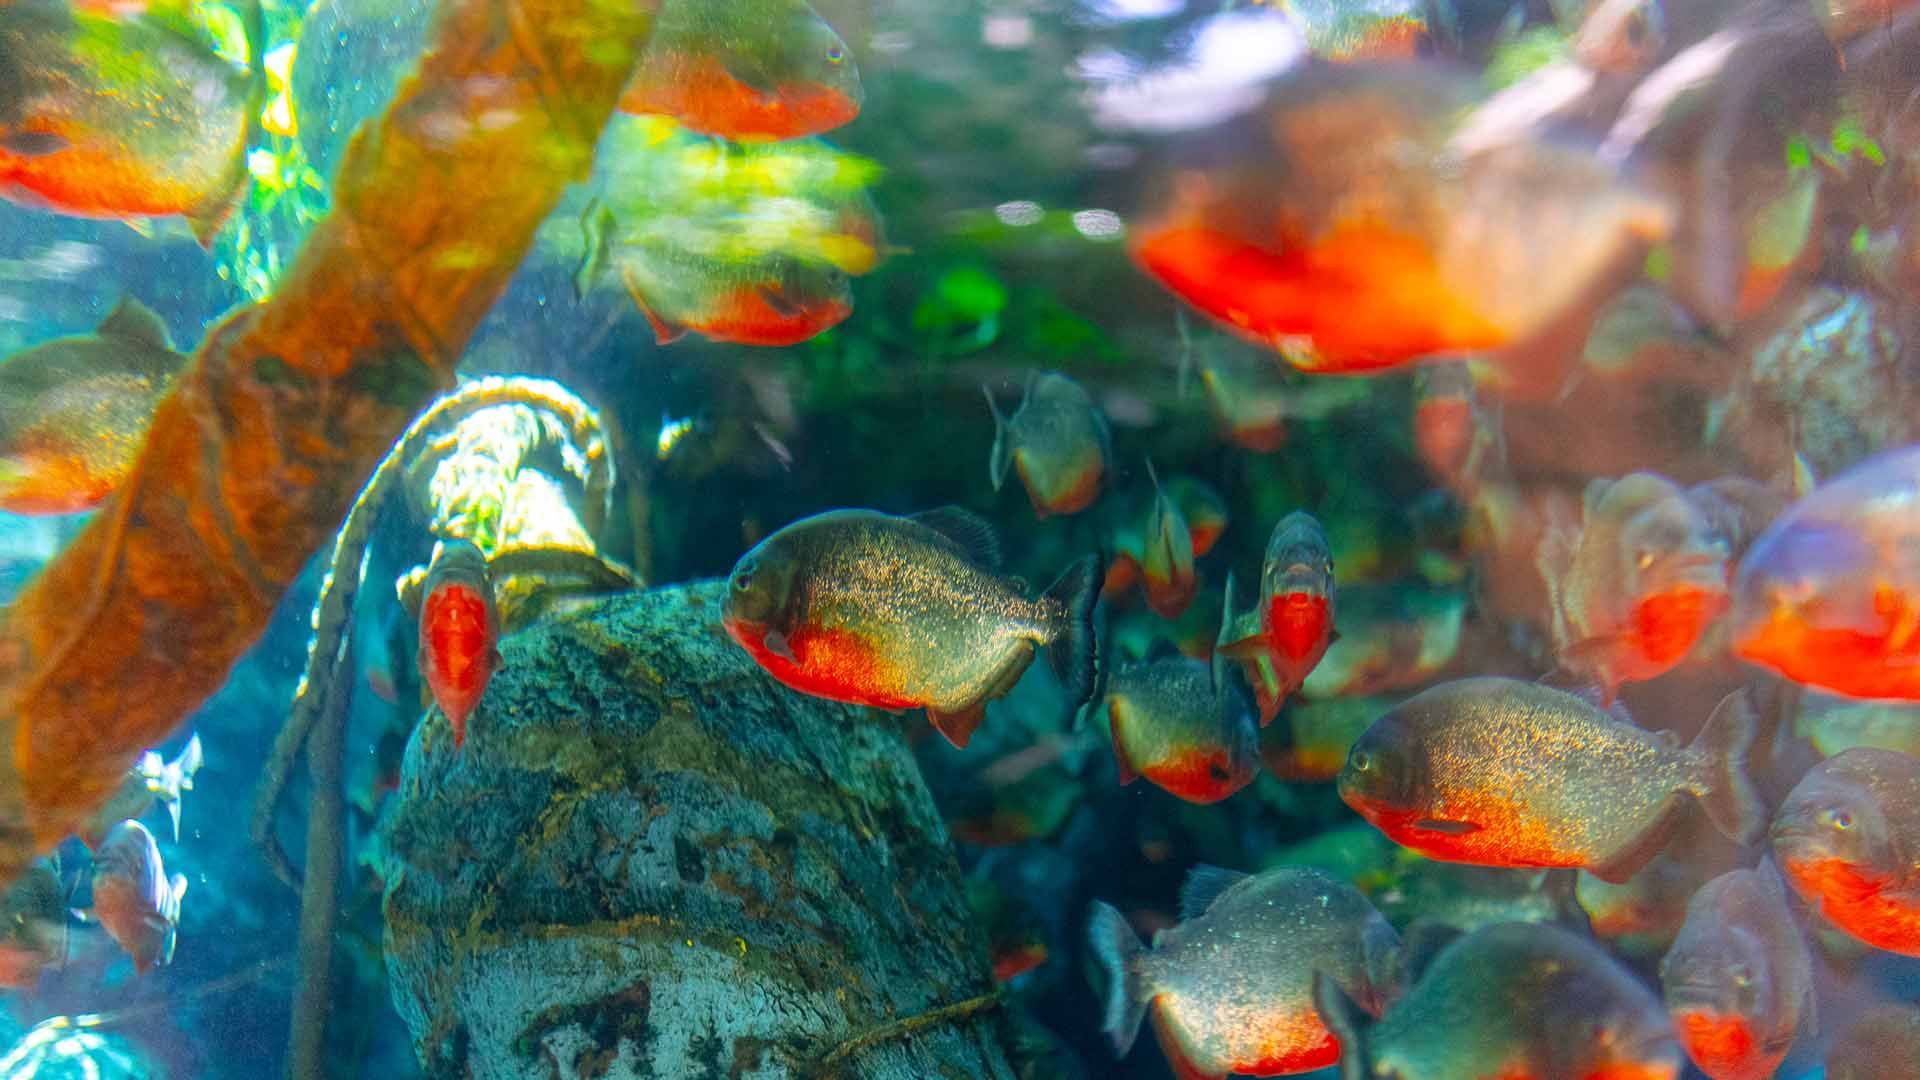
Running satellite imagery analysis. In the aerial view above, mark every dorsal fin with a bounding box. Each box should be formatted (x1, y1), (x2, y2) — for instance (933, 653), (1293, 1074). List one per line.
(910, 506), (1002, 569)
(97, 297), (172, 351)
(1177, 864), (1249, 921)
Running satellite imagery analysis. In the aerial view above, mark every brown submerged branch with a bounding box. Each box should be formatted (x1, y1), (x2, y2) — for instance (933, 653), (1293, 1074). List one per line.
(0, 0), (653, 888)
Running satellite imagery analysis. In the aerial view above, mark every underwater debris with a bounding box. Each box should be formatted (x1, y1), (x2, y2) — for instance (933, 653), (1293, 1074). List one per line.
(0, 0), (265, 246)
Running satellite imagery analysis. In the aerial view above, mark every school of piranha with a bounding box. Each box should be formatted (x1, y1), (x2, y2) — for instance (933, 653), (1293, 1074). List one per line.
(14, 0), (1920, 1075)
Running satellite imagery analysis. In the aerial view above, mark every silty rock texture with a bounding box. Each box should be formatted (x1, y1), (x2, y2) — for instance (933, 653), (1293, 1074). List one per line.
(378, 579), (1016, 1079)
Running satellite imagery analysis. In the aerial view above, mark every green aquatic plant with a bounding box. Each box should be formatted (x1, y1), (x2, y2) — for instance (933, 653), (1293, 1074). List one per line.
(210, 0), (329, 300)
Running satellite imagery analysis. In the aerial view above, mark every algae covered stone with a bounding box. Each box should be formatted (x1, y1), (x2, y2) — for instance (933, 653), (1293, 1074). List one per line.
(378, 580), (1014, 1079)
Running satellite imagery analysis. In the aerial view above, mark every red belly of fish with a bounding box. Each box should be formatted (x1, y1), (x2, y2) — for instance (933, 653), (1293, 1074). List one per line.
(621, 51), (858, 141)
(1142, 749), (1237, 804)
(1628, 584), (1725, 667)
(422, 584), (493, 736)
(1187, 521), (1225, 557)
(1782, 855), (1920, 954)
(1016, 449), (1101, 516)
(1132, 222), (1505, 372)
(1673, 1009), (1774, 1080)
(1357, 801), (1585, 870)
(727, 619), (919, 711)
(1736, 607), (1920, 700)
(1265, 592), (1331, 665)
(1, 133), (206, 220)
(0, 449), (120, 514)
(694, 287), (850, 346)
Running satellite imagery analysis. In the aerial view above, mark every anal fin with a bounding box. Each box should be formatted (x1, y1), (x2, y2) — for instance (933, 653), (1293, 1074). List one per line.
(927, 702), (985, 749)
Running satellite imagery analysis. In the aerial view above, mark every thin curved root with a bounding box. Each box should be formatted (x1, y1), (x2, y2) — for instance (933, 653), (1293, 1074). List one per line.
(805, 990), (1006, 1078)
(250, 376), (613, 890)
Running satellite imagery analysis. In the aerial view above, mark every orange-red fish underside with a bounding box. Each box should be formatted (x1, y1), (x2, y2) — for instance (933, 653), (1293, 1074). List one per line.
(1736, 598), (1920, 700)
(1356, 800), (1585, 870)
(1266, 592), (1332, 663)
(420, 581), (494, 747)
(1015, 450), (1102, 517)
(1, 125), (211, 222)
(1132, 220), (1506, 373)
(990, 942), (1047, 983)
(621, 50), (860, 141)
(666, 285), (851, 347)
(1134, 747), (1241, 804)
(1149, 998), (1339, 1080)
(1781, 855), (1920, 955)
(1672, 1008), (1776, 1080)
(0, 447), (119, 515)
(1628, 584), (1726, 668)
(725, 619), (919, 711)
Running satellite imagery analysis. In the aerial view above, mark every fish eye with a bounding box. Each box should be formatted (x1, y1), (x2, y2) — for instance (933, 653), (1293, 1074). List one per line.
(1823, 808), (1854, 830)
(1729, 963), (1753, 987)
(734, 571), (754, 592)
(827, 44), (846, 64)
(1635, 550), (1655, 571)
(1625, 13), (1648, 46)
(1349, 749), (1374, 774)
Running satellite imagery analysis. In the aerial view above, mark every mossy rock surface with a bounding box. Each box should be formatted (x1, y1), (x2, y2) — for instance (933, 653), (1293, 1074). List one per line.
(378, 580), (1014, 1079)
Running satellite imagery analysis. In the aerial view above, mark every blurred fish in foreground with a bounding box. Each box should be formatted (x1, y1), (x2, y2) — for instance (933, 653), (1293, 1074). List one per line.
(1732, 444), (1920, 699)
(0, 0), (263, 245)
(0, 297), (186, 515)
(571, 117), (884, 346)
(1088, 865), (1404, 1078)
(621, 0), (862, 141)
(1315, 921), (1682, 1080)
(1132, 62), (1668, 374)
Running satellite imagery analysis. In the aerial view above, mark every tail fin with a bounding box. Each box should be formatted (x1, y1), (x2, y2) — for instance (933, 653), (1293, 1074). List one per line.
(1310, 970), (1373, 1080)
(1045, 554), (1103, 705)
(1689, 689), (1767, 845)
(1086, 901), (1150, 1058)
(984, 386), (1010, 491)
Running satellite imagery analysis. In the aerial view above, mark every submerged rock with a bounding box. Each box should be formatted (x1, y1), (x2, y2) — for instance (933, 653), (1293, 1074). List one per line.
(378, 580), (1014, 1079)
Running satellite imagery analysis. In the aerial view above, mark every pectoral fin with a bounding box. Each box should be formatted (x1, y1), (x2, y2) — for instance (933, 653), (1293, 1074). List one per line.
(1413, 818), (1480, 836)
(0, 130), (67, 157)
(763, 629), (797, 662)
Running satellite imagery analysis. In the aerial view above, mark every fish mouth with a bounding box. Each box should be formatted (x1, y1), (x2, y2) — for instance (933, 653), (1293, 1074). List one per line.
(1662, 983), (1734, 1013)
